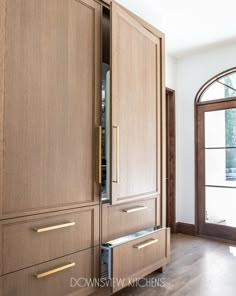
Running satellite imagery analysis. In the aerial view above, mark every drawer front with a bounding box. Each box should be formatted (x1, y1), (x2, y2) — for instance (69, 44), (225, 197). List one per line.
(102, 197), (160, 242)
(1, 206), (99, 275)
(112, 228), (170, 293)
(1, 247), (99, 296)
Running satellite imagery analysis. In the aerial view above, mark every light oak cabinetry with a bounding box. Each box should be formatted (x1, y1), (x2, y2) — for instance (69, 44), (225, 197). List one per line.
(0, 0), (100, 295)
(111, 2), (161, 205)
(100, 1), (169, 294)
(112, 228), (170, 293)
(0, 0), (100, 219)
(102, 197), (160, 242)
(0, 206), (99, 275)
(0, 0), (169, 295)
(0, 248), (99, 296)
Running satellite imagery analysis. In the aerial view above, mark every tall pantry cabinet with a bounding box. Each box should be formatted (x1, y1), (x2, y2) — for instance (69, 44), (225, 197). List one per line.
(0, 0), (100, 295)
(101, 2), (170, 294)
(0, 0), (169, 295)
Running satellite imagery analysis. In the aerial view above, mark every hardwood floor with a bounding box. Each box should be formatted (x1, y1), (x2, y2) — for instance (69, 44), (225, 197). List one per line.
(115, 233), (236, 296)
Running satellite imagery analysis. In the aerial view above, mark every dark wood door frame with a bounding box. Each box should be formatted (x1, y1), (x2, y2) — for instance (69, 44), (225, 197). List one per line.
(166, 88), (176, 233)
(195, 98), (236, 241)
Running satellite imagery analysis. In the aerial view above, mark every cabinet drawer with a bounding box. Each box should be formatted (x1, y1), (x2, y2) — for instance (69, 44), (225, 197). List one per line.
(1, 247), (99, 296)
(0, 206), (99, 275)
(102, 228), (170, 293)
(102, 197), (160, 242)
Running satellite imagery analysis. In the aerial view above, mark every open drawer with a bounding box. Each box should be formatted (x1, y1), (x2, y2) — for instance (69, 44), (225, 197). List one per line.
(101, 227), (170, 293)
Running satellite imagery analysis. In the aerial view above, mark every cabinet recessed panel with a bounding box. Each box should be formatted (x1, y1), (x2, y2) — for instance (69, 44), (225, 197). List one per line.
(111, 3), (161, 204)
(1, 0), (100, 217)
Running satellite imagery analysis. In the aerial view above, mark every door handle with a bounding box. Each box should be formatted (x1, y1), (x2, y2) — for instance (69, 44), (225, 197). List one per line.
(112, 126), (120, 183)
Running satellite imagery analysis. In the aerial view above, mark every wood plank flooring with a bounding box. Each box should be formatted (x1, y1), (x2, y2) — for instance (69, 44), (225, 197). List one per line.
(115, 233), (236, 296)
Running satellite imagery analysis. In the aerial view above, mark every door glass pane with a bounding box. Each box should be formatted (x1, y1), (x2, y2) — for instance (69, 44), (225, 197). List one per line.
(200, 71), (236, 102)
(219, 72), (236, 97)
(201, 82), (225, 102)
(205, 148), (236, 187)
(204, 108), (236, 148)
(204, 107), (236, 226)
(205, 110), (226, 148)
(206, 187), (236, 227)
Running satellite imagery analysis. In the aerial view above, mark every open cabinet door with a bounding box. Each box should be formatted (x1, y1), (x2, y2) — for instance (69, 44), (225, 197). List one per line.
(111, 1), (163, 205)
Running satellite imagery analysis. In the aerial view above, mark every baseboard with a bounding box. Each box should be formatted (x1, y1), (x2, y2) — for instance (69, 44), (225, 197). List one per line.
(175, 222), (196, 236)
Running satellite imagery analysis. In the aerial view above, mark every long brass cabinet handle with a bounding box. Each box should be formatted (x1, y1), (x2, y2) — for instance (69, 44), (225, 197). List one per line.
(34, 262), (76, 279)
(112, 126), (120, 183)
(96, 126), (102, 184)
(123, 206), (148, 213)
(133, 238), (159, 250)
(34, 222), (76, 233)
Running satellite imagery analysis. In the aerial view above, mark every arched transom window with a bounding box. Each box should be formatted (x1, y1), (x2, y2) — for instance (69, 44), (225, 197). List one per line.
(196, 68), (236, 103)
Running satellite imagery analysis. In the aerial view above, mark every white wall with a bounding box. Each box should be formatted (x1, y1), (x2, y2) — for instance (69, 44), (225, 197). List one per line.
(166, 55), (177, 90)
(176, 42), (236, 224)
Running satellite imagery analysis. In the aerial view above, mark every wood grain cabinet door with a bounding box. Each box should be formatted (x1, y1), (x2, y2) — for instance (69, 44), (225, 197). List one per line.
(0, 0), (101, 219)
(111, 2), (162, 204)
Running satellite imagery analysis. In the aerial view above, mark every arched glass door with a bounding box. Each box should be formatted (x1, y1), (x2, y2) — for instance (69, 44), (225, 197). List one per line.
(196, 68), (236, 240)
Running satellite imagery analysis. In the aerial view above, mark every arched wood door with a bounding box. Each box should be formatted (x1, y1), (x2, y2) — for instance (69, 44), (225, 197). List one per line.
(196, 68), (236, 240)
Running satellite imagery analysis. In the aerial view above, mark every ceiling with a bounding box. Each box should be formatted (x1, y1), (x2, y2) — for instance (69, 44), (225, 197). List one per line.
(116, 0), (236, 58)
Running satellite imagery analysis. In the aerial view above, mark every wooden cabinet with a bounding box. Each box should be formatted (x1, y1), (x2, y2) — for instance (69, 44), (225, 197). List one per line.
(101, 228), (170, 293)
(0, 1), (101, 295)
(0, 206), (99, 275)
(102, 197), (160, 242)
(0, 0), (167, 295)
(110, 2), (162, 205)
(112, 228), (170, 293)
(101, 3), (167, 295)
(1, 247), (99, 296)
(0, 0), (101, 219)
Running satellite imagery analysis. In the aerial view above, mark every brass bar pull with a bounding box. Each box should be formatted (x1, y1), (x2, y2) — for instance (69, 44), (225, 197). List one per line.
(34, 262), (75, 279)
(112, 126), (120, 183)
(133, 238), (159, 250)
(96, 126), (102, 184)
(123, 206), (148, 213)
(34, 222), (75, 233)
